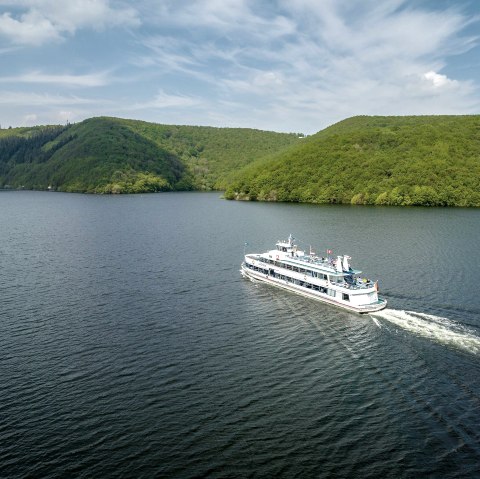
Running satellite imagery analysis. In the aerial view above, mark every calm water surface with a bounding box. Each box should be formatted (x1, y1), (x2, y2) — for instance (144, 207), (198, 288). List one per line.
(1, 191), (479, 478)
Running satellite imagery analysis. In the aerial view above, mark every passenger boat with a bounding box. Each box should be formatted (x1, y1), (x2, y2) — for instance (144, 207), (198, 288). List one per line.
(241, 234), (387, 314)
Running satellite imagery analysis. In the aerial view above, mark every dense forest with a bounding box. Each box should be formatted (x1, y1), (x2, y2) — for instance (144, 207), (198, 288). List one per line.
(0, 117), (302, 193)
(224, 116), (480, 207)
(1, 115), (480, 206)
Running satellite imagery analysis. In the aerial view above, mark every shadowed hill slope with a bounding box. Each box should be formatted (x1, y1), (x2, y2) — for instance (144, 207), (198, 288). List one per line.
(0, 117), (302, 193)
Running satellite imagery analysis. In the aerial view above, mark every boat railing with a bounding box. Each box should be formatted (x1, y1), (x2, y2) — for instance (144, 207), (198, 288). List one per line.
(248, 255), (375, 291)
(345, 281), (374, 290)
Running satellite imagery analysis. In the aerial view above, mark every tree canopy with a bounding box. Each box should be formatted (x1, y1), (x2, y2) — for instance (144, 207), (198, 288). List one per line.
(0, 117), (301, 193)
(2, 115), (479, 207)
(224, 115), (480, 207)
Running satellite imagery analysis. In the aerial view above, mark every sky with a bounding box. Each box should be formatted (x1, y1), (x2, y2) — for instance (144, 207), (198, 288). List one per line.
(0, 0), (479, 134)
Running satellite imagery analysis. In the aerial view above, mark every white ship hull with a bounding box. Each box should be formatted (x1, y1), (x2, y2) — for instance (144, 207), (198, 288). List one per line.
(241, 235), (387, 314)
(241, 265), (387, 314)
(241, 264), (386, 314)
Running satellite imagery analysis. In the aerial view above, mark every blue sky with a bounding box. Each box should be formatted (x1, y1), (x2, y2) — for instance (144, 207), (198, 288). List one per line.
(0, 0), (478, 134)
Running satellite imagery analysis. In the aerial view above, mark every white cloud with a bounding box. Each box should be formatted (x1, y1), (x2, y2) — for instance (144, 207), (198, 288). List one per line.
(423, 71), (458, 88)
(0, 10), (61, 44)
(142, 0), (295, 39)
(0, 70), (111, 87)
(135, 0), (478, 133)
(0, 91), (95, 105)
(138, 36), (203, 72)
(0, 0), (139, 45)
(131, 90), (202, 110)
(253, 71), (284, 88)
(223, 71), (285, 95)
(1, 0), (479, 132)
(150, 90), (201, 109)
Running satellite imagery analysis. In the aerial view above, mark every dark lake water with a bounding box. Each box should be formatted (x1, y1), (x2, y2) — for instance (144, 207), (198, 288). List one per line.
(1, 191), (479, 478)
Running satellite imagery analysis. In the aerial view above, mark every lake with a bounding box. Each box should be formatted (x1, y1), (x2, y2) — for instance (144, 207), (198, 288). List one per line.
(1, 191), (479, 478)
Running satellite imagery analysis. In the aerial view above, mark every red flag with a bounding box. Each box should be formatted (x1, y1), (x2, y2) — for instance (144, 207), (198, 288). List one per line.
(327, 249), (332, 254)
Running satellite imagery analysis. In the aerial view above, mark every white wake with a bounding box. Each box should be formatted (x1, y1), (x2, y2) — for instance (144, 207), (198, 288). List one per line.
(370, 309), (480, 355)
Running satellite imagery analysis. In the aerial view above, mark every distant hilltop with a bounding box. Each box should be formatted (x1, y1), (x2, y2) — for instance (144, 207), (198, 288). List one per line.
(225, 115), (480, 207)
(1, 115), (479, 207)
(0, 117), (302, 194)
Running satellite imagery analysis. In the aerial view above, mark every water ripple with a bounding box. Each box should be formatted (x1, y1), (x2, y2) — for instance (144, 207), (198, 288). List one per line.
(1, 192), (480, 478)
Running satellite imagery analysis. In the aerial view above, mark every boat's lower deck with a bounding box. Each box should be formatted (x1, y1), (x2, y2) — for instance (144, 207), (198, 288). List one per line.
(241, 263), (387, 314)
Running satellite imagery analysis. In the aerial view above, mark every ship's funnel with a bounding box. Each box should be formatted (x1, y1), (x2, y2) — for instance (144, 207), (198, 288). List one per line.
(342, 255), (351, 271)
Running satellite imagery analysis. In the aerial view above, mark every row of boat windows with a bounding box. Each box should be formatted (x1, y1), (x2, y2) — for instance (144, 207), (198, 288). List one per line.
(245, 263), (350, 301)
(253, 257), (344, 283)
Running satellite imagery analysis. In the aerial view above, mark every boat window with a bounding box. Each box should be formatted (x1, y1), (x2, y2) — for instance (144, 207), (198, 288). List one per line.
(342, 293), (350, 301)
(327, 289), (335, 297)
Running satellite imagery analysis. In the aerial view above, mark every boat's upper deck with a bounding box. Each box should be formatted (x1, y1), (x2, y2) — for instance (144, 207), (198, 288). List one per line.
(245, 235), (378, 293)
(273, 235), (360, 273)
(248, 251), (375, 291)
(252, 234), (377, 286)
(264, 250), (342, 274)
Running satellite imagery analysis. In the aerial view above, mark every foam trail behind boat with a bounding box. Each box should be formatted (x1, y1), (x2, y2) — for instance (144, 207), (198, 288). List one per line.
(371, 309), (480, 355)
(372, 318), (382, 329)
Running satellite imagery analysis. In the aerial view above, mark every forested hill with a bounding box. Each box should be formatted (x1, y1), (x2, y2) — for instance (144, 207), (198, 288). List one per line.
(3, 115), (480, 206)
(0, 117), (302, 193)
(224, 115), (480, 207)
